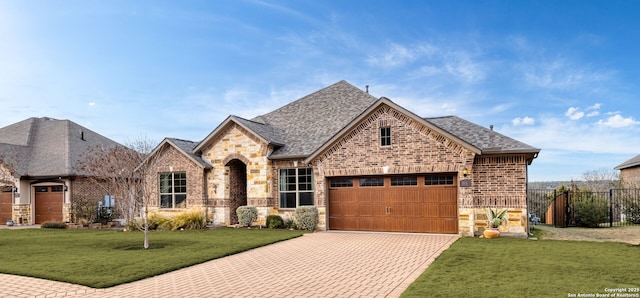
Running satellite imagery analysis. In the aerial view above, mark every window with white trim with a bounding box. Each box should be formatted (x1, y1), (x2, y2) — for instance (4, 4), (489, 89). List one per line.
(380, 127), (391, 146)
(159, 172), (187, 208)
(279, 168), (314, 208)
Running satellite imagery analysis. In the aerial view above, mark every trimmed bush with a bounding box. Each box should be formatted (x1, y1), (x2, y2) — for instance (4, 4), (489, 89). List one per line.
(573, 195), (609, 227)
(236, 206), (258, 227)
(266, 215), (285, 229)
(41, 221), (68, 229)
(173, 210), (207, 230)
(294, 206), (318, 231)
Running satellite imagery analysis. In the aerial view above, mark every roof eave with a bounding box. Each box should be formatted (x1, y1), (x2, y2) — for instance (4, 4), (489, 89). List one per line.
(480, 148), (541, 155)
(615, 162), (640, 171)
(269, 154), (309, 161)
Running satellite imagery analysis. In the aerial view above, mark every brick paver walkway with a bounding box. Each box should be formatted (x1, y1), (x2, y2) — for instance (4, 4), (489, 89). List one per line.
(0, 232), (458, 298)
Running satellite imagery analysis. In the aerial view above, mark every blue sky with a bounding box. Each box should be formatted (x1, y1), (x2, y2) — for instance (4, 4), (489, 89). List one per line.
(1, 0), (639, 182)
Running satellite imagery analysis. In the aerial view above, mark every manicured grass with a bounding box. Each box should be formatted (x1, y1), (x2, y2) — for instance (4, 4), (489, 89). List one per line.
(0, 228), (305, 288)
(402, 237), (640, 297)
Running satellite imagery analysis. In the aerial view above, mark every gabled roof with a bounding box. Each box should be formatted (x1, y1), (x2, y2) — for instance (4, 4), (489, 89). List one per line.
(188, 80), (539, 163)
(615, 153), (640, 170)
(255, 80), (378, 158)
(304, 97), (482, 163)
(148, 138), (212, 169)
(0, 117), (123, 177)
(194, 80), (377, 158)
(426, 116), (541, 155)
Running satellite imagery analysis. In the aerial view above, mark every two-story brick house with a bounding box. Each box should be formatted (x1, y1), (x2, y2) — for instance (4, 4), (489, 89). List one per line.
(145, 80), (540, 236)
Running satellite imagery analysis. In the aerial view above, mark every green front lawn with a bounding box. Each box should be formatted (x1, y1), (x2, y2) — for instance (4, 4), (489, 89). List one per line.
(0, 228), (305, 288)
(402, 237), (640, 297)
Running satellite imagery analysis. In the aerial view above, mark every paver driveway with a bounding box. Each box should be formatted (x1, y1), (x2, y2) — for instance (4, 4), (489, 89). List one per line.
(1, 231), (458, 298)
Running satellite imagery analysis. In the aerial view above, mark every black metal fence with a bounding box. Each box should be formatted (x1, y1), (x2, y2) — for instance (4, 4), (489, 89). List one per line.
(527, 188), (640, 228)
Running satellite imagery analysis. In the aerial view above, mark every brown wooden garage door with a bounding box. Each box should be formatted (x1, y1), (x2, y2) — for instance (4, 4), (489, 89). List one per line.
(35, 185), (64, 224)
(329, 174), (458, 234)
(0, 187), (12, 223)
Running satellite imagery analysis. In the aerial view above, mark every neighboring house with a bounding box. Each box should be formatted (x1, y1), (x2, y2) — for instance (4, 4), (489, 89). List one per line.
(0, 117), (123, 224)
(615, 154), (640, 187)
(145, 81), (540, 236)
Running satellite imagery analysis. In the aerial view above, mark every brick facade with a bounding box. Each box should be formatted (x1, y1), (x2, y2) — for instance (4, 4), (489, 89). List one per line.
(621, 166), (640, 187)
(148, 104), (532, 236)
(145, 144), (207, 213)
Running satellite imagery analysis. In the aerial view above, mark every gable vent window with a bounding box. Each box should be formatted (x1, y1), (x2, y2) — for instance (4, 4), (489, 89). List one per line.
(279, 168), (314, 208)
(380, 127), (391, 146)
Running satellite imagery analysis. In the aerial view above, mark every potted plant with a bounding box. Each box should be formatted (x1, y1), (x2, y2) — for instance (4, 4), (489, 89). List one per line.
(483, 208), (508, 238)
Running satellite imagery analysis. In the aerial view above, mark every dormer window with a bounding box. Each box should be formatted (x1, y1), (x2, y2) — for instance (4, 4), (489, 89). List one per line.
(380, 127), (391, 146)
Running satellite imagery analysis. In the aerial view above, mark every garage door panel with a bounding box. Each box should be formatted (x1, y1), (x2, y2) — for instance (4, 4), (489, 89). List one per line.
(35, 187), (63, 224)
(1, 191), (12, 223)
(439, 204), (458, 218)
(329, 176), (458, 234)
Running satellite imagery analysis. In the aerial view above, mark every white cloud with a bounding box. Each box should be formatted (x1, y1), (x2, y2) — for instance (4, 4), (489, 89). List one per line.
(512, 116), (535, 126)
(518, 58), (614, 91)
(367, 43), (435, 68)
(88, 102), (96, 107)
(597, 114), (640, 128)
(565, 107), (584, 120)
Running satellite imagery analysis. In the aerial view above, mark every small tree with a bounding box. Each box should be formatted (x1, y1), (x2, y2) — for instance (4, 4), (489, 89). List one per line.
(79, 137), (157, 249)
(581, 168), (620, 192)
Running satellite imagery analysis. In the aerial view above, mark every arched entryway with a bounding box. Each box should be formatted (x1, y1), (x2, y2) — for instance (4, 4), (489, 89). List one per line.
(226, 159), (247, 225)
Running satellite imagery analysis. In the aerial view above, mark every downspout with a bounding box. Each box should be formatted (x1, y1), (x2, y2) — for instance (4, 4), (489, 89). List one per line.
(526, 163), (531, 237)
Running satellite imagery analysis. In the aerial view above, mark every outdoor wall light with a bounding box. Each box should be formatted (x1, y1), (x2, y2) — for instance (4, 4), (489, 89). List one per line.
(462, 167), (469, 177)
(382, 165), (390, 174)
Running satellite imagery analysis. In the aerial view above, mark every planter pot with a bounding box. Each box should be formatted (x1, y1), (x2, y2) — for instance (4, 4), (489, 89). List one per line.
(483, 228), (500, 238)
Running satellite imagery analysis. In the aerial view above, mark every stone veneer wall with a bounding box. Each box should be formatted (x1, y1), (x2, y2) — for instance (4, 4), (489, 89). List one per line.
(13, 204), (31, 224)
(200, 124), (273, 225)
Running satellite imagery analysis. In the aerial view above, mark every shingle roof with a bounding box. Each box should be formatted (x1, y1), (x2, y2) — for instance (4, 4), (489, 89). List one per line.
(0, 117), (123, 177)
(615, 153), (640, 170)
(165, 138), (212, 169)
(193, 80), (539, 162)
(425, 116), (540, 154)
(251, 80), (378, 158)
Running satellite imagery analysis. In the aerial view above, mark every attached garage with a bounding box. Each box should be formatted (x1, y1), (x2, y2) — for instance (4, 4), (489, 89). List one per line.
(34, 185), (64, 224)
(0, 187), (12, 223)
(328, 174), (458, 234)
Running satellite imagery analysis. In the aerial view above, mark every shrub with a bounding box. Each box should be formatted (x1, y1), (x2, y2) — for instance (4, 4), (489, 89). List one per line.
(173, 210), (207, 230)
(283, 216), (297, 230)
(266, 215), (285, 229)
(41, 221), (68, 229)
(573, 195), (609, 227)
(148, 213), (173, 231)
(236, 206), (258, 227)
(294, 206), (318, 231)
(623, 202), (640, 224)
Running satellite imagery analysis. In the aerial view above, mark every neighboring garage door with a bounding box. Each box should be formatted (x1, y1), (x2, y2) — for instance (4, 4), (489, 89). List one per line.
(329, 174), (458, 234)
(0, 187), (12, 223)
(35, 185), (64, 224)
